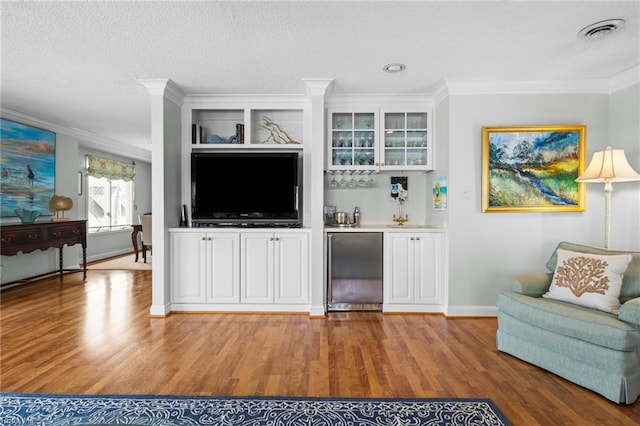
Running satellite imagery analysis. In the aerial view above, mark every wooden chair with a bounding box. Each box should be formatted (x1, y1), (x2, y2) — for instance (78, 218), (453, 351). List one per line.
(141, 214), (152, 263)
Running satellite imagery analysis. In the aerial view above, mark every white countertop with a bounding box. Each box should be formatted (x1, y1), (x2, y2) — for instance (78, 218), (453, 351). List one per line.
(324, 224), (445, 233)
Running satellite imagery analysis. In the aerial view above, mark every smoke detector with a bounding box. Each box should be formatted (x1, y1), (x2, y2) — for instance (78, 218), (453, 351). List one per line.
(578, 19), (625, 40)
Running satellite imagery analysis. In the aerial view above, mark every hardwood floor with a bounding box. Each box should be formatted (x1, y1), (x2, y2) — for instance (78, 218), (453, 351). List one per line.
(1, 269), (639, 425)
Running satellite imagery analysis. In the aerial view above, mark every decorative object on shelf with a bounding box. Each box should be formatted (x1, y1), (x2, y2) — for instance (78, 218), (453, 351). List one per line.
(433, 176), (447, 211)
(1, 118), (56, 218)
(49, 194), (73, 222)
(482, 125), (586, 212)
(323, 205), (336, 225)
(205, 134), (228, 144)
(14, 208), (41, 224)
(257, 116), (299, 144)
(575, 146), (640, 249)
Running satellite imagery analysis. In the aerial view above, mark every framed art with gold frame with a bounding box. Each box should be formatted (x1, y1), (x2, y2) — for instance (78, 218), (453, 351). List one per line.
(482, 125), (586, 212)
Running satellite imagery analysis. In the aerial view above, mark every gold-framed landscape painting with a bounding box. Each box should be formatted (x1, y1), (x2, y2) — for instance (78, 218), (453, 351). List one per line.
(482, 125), (586, 212)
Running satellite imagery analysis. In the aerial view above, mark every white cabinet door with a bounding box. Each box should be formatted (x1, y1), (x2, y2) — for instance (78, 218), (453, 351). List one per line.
(384, 232), (441, 305)
(413, 233), (441, 304)
(171, 232), (207, 303)
(171, 231), (240, 304)
(241, 233), (274, 303)
(274, 232), (309, 304)
(241, 232), (309, 305)
(384, 232), (415, 304)
(326, 110), (379, 171)
(380, 110), (433, 171)
(207, 233), (240, 303)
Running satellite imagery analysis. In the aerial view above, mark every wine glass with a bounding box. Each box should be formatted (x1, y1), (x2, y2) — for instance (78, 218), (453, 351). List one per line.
(358, 170), (368, 188)
(348, 171), (358, 189)
(338, 171), (349, 189)
(329, 171), (338, 189)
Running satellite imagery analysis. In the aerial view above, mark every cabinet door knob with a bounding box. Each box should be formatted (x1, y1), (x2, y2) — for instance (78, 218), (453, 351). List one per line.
(201, 237), (207, 240)
(415, 237), (420, 240)
(274, 237), (279, 241)
(410, 236), (414, 240)
(53, 231), (61, 237)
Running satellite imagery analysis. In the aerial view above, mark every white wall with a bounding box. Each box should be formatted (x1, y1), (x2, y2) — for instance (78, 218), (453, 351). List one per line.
(430, 96), (450, 229)
(608, 82), (640, 249)
(444, 90), (639, 315)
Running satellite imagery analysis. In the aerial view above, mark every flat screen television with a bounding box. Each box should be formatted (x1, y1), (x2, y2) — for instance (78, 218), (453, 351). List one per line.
(191, 151), (302, 227)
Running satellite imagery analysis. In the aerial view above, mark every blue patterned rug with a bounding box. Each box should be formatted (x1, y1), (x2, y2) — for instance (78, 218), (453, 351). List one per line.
(0, 393), (511, 426)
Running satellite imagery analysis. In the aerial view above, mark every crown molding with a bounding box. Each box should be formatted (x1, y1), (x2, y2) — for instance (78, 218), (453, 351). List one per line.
(137, 78), (184, 106)
(183, 93), (309, 108)
(444, 78), (612, 96)
(326, 93), (435, 108)
(440, 68), (639, 97)
(303, 78), (335, 99)
(609, 64), (640, 93)
(0, 108), (151, 162)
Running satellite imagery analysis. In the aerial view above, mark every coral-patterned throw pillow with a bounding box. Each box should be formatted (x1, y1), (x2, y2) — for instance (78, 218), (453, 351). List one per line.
(543, 249), (632, 314)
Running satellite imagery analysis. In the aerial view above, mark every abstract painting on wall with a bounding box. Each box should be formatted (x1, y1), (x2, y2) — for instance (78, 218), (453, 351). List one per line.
(1, 118), (56, 217)
(482, 125), (586, 212)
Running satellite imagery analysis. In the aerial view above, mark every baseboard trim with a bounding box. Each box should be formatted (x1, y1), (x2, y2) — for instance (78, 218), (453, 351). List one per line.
(445, 305), (498, 317)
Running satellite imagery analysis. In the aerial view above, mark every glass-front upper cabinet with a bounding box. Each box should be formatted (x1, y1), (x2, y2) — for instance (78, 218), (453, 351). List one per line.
(381, 111), (432, 170)
(326, 108), (433, 171)
(327, 110), (379, 170)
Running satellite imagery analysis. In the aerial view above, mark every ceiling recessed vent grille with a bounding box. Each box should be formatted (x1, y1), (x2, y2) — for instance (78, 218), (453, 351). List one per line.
(578, 19), (625, 40)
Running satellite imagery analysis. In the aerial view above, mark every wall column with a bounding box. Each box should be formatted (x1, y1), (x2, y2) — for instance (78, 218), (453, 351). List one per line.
(138, 79), (183, 316)
(303, 79), (333, 317)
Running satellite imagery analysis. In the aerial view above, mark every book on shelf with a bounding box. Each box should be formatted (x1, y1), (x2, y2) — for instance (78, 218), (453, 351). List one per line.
(192, 124), (203, 144)
(235, 123), (245, 144)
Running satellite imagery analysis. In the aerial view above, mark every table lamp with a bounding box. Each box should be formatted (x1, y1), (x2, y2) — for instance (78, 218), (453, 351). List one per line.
(576, 147), (640, 248)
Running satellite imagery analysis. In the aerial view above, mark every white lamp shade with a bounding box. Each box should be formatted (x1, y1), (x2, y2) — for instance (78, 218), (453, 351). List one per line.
(576, 147), (640, 183)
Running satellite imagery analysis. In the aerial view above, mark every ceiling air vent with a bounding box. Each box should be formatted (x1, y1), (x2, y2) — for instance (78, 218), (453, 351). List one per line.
(578, 19), (625, 40)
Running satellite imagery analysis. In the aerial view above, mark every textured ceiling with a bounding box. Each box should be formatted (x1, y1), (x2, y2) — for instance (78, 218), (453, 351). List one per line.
(1, 1), (638, 157)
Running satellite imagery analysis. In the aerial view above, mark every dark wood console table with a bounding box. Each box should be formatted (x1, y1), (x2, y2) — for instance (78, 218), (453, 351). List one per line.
(1, 220), (87, 283)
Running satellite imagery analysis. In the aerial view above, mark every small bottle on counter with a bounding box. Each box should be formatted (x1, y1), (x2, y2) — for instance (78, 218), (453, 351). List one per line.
(353, 206), (361, 226)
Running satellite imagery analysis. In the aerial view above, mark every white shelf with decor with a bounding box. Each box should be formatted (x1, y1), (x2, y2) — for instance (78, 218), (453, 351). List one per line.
(326, 106), (433, 172)
(184, 97), (306, 149)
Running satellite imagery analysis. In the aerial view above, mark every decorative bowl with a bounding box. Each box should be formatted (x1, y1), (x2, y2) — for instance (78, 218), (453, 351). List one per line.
(15, 208), (41, 224)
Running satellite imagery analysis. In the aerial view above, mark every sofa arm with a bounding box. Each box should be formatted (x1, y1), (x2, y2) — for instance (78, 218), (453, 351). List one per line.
(619, 297), (640, 326)
(508, 273), (553, 296)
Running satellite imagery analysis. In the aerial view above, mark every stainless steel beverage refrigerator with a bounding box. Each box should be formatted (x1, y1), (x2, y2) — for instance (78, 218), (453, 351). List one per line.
(326, 232), (383, 311)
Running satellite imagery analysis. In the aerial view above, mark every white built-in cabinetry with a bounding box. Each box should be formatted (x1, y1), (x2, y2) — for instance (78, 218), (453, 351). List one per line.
(171, 231), (240, 304)
(169, 94), (443, 315)
(383, 231), (443, 312)
(326, 108), (433, 171)
(170, 228), (310, 312)
(240, 232), (309, 305)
